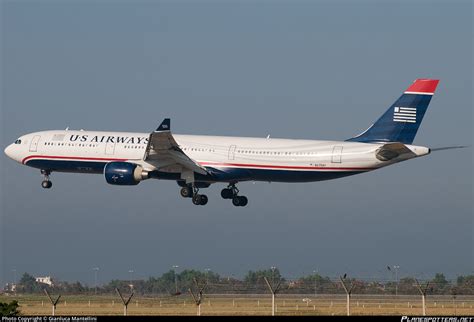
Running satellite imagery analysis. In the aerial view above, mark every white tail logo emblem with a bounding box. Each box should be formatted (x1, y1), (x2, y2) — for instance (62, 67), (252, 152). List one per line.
(393, 107), (416, 123)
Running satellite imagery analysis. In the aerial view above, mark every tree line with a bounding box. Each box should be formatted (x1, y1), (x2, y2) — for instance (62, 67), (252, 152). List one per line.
(8, 269), (474, 296)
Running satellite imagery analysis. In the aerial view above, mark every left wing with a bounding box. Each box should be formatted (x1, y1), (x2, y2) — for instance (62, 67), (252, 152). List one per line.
(143, 119), (208, 175)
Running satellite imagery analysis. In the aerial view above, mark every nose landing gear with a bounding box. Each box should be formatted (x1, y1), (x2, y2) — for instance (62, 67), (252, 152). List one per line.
(41, 170), (52, 189)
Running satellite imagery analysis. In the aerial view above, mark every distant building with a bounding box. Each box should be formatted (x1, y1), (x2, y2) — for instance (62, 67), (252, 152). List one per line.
(35, 276), (53, 286)
(4, 283), (16, 292)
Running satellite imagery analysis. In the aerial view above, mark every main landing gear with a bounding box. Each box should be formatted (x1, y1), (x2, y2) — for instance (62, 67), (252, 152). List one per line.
(180, 185), (208, 206)
(221, 184), (248, 207)
(41, 170), (52, 189)
(179, 182), (248, 207)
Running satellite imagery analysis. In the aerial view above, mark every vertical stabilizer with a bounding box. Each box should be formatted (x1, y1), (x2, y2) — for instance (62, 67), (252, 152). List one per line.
(347, 79), (439, 144)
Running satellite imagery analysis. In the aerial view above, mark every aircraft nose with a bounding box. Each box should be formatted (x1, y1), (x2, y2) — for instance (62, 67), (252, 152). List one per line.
(4, 144), (14, 159)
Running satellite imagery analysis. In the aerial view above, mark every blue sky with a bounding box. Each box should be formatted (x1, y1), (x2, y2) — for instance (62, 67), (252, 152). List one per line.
(1, 0), (472, 286)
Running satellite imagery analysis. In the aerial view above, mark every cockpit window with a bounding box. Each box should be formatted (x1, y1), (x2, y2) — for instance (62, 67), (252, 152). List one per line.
(14, 139), (21, 144)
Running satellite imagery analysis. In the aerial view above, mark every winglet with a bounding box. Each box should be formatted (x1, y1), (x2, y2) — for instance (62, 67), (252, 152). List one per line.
(156, 118), (171, 132)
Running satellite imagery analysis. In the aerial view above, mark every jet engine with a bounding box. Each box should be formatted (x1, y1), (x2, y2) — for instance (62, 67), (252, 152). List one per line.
(104, 162), (149, 185)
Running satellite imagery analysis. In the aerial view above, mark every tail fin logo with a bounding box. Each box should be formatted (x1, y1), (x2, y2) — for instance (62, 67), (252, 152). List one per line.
(393, 107), (417, 123)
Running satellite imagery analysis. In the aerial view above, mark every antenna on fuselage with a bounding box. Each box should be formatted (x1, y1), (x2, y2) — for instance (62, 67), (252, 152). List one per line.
(266, 134), (270, 139)
(65, 127), (69, 131)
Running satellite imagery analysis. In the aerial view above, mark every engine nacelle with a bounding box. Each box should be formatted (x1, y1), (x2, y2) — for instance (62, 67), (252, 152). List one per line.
(104, 162), (148, 186)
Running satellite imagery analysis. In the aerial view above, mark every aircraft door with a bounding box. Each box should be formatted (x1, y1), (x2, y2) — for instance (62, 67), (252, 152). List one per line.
(29, 135), (41, 152)
(228, 145), (237, 160)
(331, 146), (343, 163)
(105, 142), (116, 155)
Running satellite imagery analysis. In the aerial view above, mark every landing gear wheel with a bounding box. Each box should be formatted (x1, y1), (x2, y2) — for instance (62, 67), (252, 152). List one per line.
(180, 187), (193, 198)
(192, 194), (202, 205)
(232, 196), (241, 207)
(41, 180), (52, 189)
(199, 195), (208, 205)
(239, 196), (248, 207)
(221, 188), (233, 199)
(40, 170), (52, 189)
(226, 183), (247, 206)
(232, 196), (248, 207)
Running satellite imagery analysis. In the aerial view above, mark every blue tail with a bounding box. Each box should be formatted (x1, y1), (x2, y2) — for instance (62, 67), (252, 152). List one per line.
(347, 79), (439, 144)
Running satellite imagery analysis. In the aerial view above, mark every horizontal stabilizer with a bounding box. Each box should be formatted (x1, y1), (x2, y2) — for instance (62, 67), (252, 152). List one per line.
(430, 145), (469, 152)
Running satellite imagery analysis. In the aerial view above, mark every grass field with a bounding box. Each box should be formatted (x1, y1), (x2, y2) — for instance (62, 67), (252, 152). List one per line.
(2, 294), (474, 316)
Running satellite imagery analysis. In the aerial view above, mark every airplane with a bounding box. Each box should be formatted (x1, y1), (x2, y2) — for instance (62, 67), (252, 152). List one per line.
(4, 79), (461, 207)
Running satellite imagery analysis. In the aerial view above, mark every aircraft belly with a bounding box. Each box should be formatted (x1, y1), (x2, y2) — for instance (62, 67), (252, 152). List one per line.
(25, 159), (106, 174)
(206, 166), (366, 183)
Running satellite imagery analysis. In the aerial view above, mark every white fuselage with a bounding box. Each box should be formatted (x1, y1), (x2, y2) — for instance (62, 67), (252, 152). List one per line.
(4, 130), (430, 184)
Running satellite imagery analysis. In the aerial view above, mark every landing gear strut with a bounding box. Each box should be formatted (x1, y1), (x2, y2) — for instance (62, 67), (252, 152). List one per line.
(221, 183), (248, 207)
(180, 184), (208, 206)
(41, 170), (52, 189)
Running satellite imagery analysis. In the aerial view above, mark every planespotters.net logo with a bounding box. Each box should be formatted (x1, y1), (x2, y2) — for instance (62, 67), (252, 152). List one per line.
(402, 317), (474, 322)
